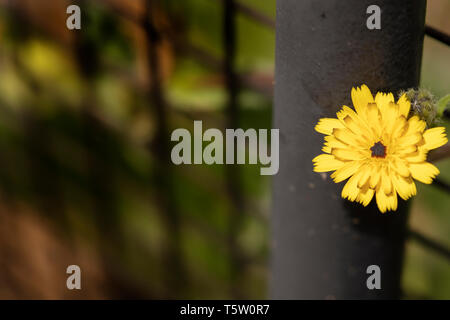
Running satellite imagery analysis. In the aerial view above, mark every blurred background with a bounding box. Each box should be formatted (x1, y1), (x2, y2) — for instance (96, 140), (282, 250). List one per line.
(0, 0), (448, 299)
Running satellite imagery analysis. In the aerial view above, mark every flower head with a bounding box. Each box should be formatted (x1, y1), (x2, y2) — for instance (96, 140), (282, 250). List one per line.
(312, 85), (448, 213)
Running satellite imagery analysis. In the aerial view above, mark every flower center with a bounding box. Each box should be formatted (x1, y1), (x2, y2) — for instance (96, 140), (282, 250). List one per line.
(370, 141), (386, 158)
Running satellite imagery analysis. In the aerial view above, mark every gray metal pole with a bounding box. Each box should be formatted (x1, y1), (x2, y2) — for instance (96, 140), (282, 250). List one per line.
(271, 0), (426, 299)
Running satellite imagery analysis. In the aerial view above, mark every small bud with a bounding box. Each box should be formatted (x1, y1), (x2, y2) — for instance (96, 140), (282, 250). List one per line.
(398, 88), (439, 128)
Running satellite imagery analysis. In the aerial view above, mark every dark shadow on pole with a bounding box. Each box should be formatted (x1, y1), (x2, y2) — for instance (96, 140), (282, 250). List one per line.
(271, 0), (426, 299)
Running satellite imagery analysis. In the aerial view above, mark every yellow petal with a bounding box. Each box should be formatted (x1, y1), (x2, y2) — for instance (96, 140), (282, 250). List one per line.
(392, 174), (416, 200)
(330, 161), (361, 183)
(312, 154), (345, 172)
(342, 172), (361, 201)
(342, 115), (363, 135)
(382, 102), (399, 133)
(390, 157), (410, 177)
(315, 118), (345, 135)
(397, 132), (423, 147)
(332, 148), (366, 161)
(404, 147), (427, 163)
(356, 187), (375, 206)
(342, 115), (374, 142)
(386, 190), (398, 211)
(422, 127), (448, 150)
(375, 189), (388, 213)
(322, 145), (332, 153)
(357, 164), (371, 188)
(375, 189), (398, 213)
(381, 168), (392, 194)
(410, 162), (440, 184)
(405, 116), (426, 135)
(391, 116), (407, 139)
(375, 92), (394, 115)
(336, 105), (358, 121)
(333, 128), (365, 147)
(396, 144), (418, 155)
(324, 135), (348, 149)
(397, 94), (411, 117)
(365, 103), (382, 137)
(351, 85), (374, 116)
(369, 166), (381, 189)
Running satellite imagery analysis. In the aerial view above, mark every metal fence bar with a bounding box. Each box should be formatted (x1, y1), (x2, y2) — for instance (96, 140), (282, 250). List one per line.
(409, 230), (450, 261)
(235, 1), (275, 28)
(425, 25), (450, 46)
(428, 143), (450, 162)
(432, 178), (450, 194)
(144, 0), (185, 298)
(223, 0), (246, 299)
(231, 0), (450, 50)
(216, 0), (275, 29)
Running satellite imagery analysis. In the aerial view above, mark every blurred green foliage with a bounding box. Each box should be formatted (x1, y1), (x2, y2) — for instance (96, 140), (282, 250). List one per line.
(0, 0), (448, 299)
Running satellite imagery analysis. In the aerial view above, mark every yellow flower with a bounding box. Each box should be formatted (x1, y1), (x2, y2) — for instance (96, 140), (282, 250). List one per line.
(312, 85), (448, 213)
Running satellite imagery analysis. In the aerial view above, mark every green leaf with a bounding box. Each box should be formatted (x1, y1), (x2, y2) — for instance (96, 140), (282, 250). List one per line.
(437, 94), (450, 117)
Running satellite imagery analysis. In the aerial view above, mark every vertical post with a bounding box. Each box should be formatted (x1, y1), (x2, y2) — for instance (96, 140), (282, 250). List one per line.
(73, 0), (131, 297)
(271, 0), (426, 299)
(223, 0), (245, 298)
(144, 0), (184, 298)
